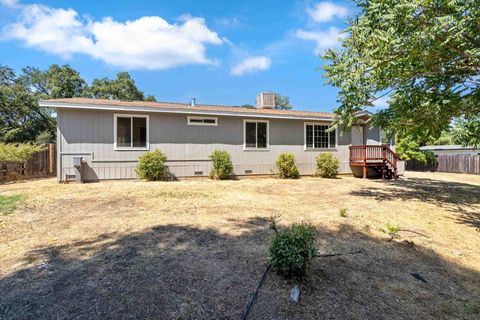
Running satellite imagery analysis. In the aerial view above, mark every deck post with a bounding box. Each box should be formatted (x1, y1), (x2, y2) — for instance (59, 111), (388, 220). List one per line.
(363, 145), (367, 178)
(382, 146), (386, 179)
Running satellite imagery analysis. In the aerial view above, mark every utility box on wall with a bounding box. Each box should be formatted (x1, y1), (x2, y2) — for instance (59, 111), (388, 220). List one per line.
(73, 157), (84, 183)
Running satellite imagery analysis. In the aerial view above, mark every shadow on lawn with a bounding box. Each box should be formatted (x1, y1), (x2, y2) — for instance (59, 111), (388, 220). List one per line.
(0, 218), (479, 319)
(351, 177), (480, 229)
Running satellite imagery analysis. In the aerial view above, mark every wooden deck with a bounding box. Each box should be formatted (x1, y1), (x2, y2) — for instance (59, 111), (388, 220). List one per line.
(349, 145), (400, 179)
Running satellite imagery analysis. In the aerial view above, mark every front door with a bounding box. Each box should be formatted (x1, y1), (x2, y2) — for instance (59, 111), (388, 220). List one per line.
(351, 126), (364, 145)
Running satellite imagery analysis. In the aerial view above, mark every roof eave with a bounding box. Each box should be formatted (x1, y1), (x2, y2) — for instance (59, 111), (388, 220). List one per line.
(39, 100), (334, 122)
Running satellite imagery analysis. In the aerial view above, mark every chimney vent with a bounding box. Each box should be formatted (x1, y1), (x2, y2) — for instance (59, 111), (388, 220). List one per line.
(190, 98), (196, 107)
(256, 92), (275, 109)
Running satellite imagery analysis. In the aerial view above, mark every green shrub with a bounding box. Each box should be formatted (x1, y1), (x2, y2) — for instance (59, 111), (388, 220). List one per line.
(339, 208), (348, 218)
(0, 144), (43, 161)
(135, 149), (169, 181)
(209, 150), (234, 179)
(275, 153), (299, 179)
(268, 223), (317, 279)
(315, 153), (339, 178)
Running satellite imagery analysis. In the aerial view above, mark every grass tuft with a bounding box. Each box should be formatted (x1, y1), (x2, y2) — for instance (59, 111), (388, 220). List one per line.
(0, 194), (24, 215)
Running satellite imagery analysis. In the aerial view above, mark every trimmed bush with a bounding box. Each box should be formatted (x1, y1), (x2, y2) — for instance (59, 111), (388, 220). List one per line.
(269, 223), (317, 279)
(135, 149), (169, 181)
(209, 150), (234, 179)
(315, 153), (339, 178)
(275, 153), (300, 179)
(0, 144), (43, 161)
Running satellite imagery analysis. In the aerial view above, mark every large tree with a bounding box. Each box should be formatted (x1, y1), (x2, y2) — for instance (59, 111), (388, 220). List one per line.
(0, 66), (54, 142)
(1, 65), (157, 143)
(274, 93), (293, 110)
(322, 0), (479, 142)
(21, 64), (87, 99)
(88, 72), (156, 101)
(444, 115), (480, 147)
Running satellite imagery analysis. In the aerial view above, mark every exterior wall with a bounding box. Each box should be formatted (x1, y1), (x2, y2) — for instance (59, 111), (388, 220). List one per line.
(57, 108), (377, 181)
(364, 124), (381, 145)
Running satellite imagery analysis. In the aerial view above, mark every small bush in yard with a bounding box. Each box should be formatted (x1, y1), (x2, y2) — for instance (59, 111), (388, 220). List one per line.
(275, 153), (300, 179)
(136, 149), (169, 181)
(209, 150), (234, 179)
(316, 153), (339, 178)
(269, 223), (317, 279)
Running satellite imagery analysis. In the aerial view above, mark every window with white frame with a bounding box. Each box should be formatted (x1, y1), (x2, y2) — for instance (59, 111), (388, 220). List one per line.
(305, 123), (336, 149)
(114, 114), (149, 150)
(244, 120), (269, 150)
(187, 116), (218, 126)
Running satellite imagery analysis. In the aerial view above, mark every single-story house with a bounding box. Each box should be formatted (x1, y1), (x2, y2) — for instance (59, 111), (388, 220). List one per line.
(39, 92), (403, 182)
(420, 145), (479, 156)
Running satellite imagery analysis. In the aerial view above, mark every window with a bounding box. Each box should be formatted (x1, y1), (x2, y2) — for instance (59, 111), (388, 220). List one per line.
(305, 123), (336, 149)
(244, 120), (269, 150)
(114, 114), (149, 150)
(187, 116), (218, 126)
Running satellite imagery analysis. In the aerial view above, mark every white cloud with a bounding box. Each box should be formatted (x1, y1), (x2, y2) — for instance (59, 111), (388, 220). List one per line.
(230, 56), (271, 76)
(307, 1), (349, 23)
(0, 0), (19, 8)
(2, 2), (223, 70)
(214, 17), (242, 28)
(295, 27), (344, 54)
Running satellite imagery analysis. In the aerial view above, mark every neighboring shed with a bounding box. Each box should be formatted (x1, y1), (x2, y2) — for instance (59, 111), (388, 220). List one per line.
(420, 145), (479, 156)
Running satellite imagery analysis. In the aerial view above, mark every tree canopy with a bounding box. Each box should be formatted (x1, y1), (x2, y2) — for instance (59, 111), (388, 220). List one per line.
(433, 115), (480, 147)
(0, 65), (156, 143)
(322, 0), (480, 143)
(88, 72), (156, 101)
(274, 93), (293, 110)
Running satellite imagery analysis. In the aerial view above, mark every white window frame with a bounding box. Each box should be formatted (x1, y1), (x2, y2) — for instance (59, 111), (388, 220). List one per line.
(114, 114), (150, 151)
(243, 119), (270, 151)
(304, 122), (337, 150)
(187, 116), (218, 126)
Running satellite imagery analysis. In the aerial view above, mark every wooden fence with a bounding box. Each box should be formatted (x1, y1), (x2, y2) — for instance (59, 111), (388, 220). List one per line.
(0, 144), (56, 179)
(406, 154), (480, 175)
(405, 159), (438, 172)
(437, 154), (480, 175)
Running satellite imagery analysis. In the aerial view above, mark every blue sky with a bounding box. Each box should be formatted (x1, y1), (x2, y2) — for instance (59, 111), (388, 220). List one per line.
(0, 0), (358, 112)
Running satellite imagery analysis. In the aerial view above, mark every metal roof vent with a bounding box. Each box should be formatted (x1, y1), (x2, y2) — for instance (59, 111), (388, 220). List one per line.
(256, 92), (275, 109)
(190, 98), (196, 107)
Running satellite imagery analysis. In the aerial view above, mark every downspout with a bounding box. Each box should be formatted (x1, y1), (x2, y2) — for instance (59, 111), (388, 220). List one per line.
(57, 110), (62, 182)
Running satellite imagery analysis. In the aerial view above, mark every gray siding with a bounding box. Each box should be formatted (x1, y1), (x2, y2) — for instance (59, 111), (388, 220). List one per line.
(57, 108), (373, 181)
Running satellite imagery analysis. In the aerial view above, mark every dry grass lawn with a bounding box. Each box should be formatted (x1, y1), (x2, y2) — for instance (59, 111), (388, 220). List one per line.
(0, 172), (479, 319)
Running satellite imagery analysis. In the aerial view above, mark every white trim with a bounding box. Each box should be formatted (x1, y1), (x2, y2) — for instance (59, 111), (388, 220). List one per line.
(39, 101), (334, 122)
(187, 116), (218, 126)
(243, 119), (270, 151)
(303, 122), (338, 151)
(114, 114), (150, 151)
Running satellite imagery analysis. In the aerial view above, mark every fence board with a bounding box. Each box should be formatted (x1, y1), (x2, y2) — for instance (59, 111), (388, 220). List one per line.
(407, 154), (480, 175)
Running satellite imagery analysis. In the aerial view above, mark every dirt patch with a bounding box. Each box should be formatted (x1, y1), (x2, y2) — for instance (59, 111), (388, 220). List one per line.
(0, 172), (479, 319)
